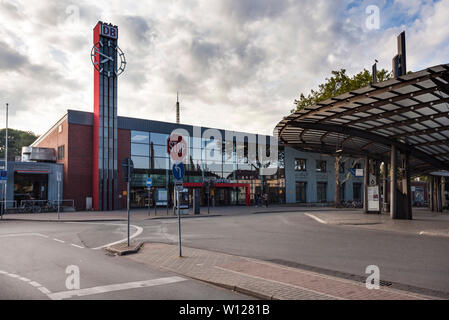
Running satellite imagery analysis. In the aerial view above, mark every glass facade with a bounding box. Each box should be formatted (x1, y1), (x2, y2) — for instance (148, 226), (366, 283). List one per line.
(129, 130), (286, 208)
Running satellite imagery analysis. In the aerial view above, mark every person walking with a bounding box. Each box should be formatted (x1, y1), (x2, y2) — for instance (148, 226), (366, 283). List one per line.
(264, 193), (269, 208)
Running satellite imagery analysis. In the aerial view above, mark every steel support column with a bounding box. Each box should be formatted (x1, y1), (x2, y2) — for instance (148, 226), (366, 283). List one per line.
(400, 152), (412, 219)
(363, 155), (369, 213)
(390, 145), (397, 218)
(429, 176), (434, 211)
(383, 162), (389, 213)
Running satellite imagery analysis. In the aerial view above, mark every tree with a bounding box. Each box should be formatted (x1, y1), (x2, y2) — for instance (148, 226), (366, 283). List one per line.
(293, 68), (393, 206)
(0, 128), (38, 161)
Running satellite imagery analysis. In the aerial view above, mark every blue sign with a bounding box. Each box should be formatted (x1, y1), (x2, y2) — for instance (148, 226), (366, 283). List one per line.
(172, 162), (185, 181)
(146, 177), (152, 187)
(0, 170), (7, 181)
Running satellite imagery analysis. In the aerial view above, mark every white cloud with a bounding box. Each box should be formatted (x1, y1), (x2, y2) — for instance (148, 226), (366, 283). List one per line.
(0, 0), (447, 137)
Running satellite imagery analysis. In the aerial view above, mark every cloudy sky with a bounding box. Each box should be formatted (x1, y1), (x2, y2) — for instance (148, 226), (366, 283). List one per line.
(0, 0), (448, 136)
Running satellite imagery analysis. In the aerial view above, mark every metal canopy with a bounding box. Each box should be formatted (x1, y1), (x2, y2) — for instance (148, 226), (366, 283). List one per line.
(276, 64), (449, 174)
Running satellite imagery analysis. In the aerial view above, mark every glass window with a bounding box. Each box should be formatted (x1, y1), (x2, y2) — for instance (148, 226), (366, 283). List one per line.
(150, 132), (169, 146)
(316, 160), (327, 172)
(131, 143), (149, 157)
(339, 161), (345, 173)
(295, 158), (306, 171)
(317, 182), (327, 202)
(153, 157), (169, 170)
(339, 182), (346, 201)
(131, 156), (150, 169)
(151, 145), (168, 158)
(131, 131), (149, 144)
(57, 145), (65, 160)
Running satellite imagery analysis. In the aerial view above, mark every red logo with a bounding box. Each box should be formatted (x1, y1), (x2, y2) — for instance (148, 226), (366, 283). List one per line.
(167, 134), (187, 163)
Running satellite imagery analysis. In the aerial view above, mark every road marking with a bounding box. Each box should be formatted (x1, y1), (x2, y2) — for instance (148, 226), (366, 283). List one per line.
(304, 213), (328, 224)
(419, 231), (449, 238)
(92, 225), (143, 250)
(0, 270), (52, 298)
(0, 233), (49, 238)
(53, 238), (65, 243)
(70, 244), (84, 249)
(47, 276), (187, 300)
(64, 222), (144, 250)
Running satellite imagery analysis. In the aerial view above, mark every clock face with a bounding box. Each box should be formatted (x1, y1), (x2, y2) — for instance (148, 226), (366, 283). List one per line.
(91, 40), (126, 77)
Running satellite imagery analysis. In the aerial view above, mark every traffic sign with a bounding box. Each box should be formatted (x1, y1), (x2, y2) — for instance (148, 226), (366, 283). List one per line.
(175, 181), (184, 192)
(0, 170), (7, 181)
(172, 162), (185, 181)
(167, 134), (187, 163)
(146, 177), (152, 188)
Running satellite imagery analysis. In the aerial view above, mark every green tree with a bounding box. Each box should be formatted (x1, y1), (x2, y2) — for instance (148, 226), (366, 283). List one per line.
(0, 128), (38, 161)
(293, 68), (392, 112)
(293, 68), (393, 206)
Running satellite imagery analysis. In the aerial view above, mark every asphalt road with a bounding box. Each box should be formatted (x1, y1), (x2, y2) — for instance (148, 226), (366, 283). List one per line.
(1, 210), (449, 299)
(0, 220), (252, 300)
(135, 211), (449, 293)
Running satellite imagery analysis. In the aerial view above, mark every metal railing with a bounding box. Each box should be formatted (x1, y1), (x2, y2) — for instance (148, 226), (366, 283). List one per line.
(0, 199), (76, 214)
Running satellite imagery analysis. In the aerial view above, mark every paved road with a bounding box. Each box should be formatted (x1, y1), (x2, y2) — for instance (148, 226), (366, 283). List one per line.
(0, 220), (252, 300)
(134, 211), (449, 293)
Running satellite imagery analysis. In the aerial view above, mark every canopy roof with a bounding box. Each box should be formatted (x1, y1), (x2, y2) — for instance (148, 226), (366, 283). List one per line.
(276, 64), (449, 174)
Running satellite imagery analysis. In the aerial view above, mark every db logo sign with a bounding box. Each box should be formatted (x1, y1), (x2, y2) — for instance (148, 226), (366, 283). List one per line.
(167, 134), (187, 163)
(101, 24), (118, 39)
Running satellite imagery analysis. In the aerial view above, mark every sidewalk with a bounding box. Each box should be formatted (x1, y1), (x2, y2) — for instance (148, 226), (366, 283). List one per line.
(0, 204), (337, 222)
(304, 208), (449, 238)
(127, 243), (442, 300)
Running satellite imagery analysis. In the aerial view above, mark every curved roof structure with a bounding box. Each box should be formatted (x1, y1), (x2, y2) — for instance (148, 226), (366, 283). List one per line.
(276, 64), (449, 174)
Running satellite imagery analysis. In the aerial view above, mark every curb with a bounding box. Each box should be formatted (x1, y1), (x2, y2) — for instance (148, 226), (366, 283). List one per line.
(146, 214), (222, 220)
(183, 276), (278, 300)
(105, 242), (144, 256)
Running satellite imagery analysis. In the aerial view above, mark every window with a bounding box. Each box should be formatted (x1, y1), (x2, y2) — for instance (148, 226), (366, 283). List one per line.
(317, 182), (327, 202)
(131, 156), (150, 169)
(354, 162), (362, 169)
(295, 182), (307, 203)
(57, 145), (65, 160)
(131, 143), (149, 157)
(339, 162), (345, 173)
(353, 183), (362, 201)
(151, 144), (168, 158)
(150, 133), (169, 146)
(295, 158), (306, 171)
(131, 131), (149, 144)
(316, 160), (327, 172)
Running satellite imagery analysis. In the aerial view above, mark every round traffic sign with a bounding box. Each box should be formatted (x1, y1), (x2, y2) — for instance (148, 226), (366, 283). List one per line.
(146, 177), (152, 187)
(167, 134), (187, 163)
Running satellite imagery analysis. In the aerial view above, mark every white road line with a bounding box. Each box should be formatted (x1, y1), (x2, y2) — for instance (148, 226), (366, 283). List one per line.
(47, 276), (187, 300)
(92, 225), (143, 250)
(0, 233), (49, 238)
(53, 238), (65, 243)
(0, 270), (52, 298)
(304, 213), (328, 224)
(38, 287), (51, 295)
(70, 244), (84, 249)
(29, 281), (42, 287)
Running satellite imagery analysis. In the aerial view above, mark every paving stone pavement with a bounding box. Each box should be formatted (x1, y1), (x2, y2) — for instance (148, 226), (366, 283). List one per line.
(127, 243), (438, 300)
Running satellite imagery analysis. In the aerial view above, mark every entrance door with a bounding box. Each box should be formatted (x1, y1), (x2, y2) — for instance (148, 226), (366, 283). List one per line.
(295, 182), (307, 203)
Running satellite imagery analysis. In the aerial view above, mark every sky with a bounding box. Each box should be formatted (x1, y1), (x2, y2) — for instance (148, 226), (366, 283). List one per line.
(0, 0), (448, 137)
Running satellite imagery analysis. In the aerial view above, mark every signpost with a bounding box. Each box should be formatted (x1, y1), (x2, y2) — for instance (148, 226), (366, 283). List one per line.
(146, 177), (153, 216)
(172, 162), (184, 257)
(0, 170), (6, 219)
(122, 158), (134, 247)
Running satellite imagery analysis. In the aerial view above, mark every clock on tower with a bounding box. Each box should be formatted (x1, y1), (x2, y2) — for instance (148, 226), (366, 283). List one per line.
(91, 21), (126, 211)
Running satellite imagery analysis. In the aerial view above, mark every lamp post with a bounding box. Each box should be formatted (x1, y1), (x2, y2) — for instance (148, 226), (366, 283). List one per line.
(3, 103), (8, 218)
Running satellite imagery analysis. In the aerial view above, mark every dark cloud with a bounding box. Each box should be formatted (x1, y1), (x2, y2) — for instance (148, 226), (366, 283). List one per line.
(0, 40), (28, 70)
